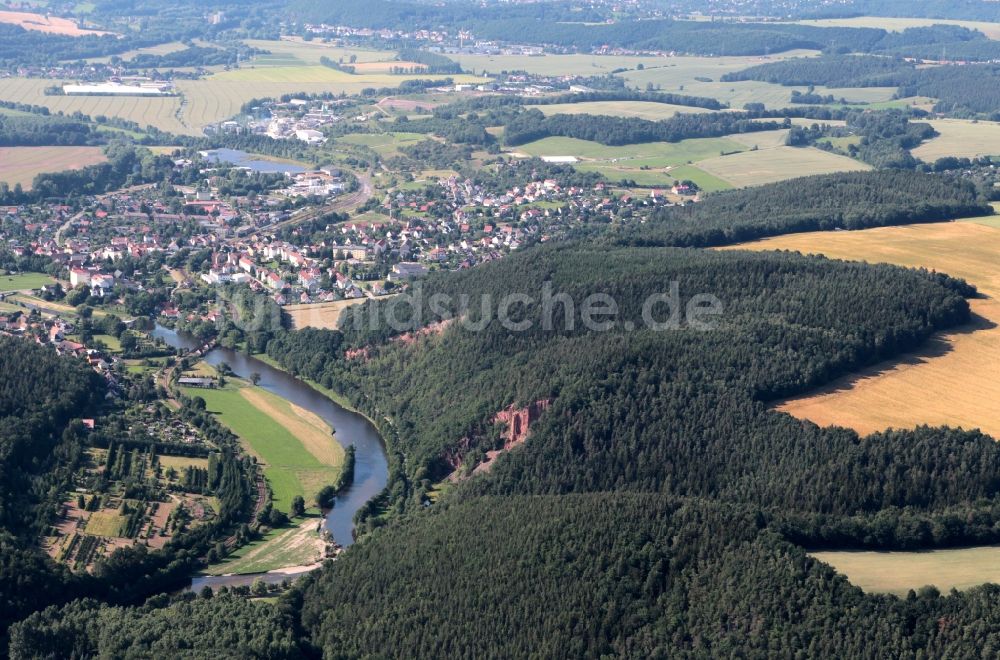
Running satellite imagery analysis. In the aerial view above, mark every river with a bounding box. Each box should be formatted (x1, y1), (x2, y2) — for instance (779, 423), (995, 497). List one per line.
(152, 325), (388, 589)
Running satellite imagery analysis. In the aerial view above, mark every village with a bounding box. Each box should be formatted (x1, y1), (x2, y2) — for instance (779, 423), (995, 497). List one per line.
(2, 150), (684, 337)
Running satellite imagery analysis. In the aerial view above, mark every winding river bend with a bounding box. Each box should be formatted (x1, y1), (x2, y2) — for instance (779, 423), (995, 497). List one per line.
(152, 326), (388, 589)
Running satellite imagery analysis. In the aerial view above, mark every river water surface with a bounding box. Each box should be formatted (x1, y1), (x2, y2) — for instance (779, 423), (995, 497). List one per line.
(152, 325), (387, 589)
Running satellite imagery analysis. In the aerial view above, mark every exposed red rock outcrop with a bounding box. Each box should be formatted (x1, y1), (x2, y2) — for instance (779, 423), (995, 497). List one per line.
(442, 399), (553, 483)
(393, 318), (454, 346)
(492, 399), (552, 448)
(344, 347), (370, 361)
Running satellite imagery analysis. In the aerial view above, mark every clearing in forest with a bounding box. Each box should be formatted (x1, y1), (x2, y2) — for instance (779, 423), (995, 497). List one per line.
(203, 516), (325, 575)
(810, 546), (1000, 596)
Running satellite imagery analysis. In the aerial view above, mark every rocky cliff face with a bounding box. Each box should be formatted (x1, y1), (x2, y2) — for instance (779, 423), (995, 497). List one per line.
(493, 399), (552, 449)
(442, 399), (554, 483)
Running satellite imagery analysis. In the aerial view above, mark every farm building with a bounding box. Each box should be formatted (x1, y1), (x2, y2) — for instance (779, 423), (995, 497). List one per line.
(177, 377), (216, 388)
(63, 81), (174, 96)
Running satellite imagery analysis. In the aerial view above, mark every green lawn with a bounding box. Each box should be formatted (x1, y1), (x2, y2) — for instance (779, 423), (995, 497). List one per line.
(181, 383), (341, 511)
(0, 272), (54, 292)
(92, 334), (122, 352)
(338, 131), (425, 156)
(575, 162), (732, 191)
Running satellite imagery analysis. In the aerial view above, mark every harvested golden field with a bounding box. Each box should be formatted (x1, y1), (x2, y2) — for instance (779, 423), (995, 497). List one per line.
(696, 146), (870, 187)
(0, 9), (112, 36)
(352, 61), (427, 73)
(0, 146), (107, 188)
(811, 546), (1000, 596)
(536, 100), (712, 120)
(0, 77), (190, 134)
(725, 220), (1000, 439)
(0, 66), (482, 134)
(284, 299), (367, 330)
(911, 119), (1000, 161)
(173, 69), (484, 133)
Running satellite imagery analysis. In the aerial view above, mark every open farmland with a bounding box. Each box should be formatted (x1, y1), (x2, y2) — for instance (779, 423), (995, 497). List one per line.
(245, 39), (399, 66)
(810, 546), (1000, 596)
(85, 41), (188, 64)
(182, 381), (344, 512)
(0, 78), (189, 134)
(284, 300), (368, 331)
(173, 69), (485, 134)
(338, 131), (425, 157)
(0, 66), (483, 135)
(510, 130), (858, 189)
(574, 162), (731, 191)
(695, 146), (870, 187)
(911, 119), (1000, 161)
(512, 135), (745, 162)
(452, 51), (869, 110)
(451, 51), (817, 78)
(536, 100), (712, 120)
(724, 218), (1000, 440)
(0, 9), (112, 36)
(0, 146), (107, 189)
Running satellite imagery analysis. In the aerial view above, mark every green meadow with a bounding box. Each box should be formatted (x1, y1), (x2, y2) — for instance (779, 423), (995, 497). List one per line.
(0, 272), (55, 291)
(182, 382), (342, 512)
(511, 135), (745, 163)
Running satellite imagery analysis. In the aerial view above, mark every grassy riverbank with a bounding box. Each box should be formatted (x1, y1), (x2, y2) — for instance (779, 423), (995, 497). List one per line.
(181, 378), (344, 512)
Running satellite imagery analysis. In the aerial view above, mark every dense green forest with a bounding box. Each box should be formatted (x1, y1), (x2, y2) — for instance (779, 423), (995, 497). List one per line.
(0, 338), (104, 641)
(721, 55), (916, 87)
(0, 115), (101, 148)
(270, 236), (1000, 655)
(0, 24), (144, 68)
(895, 65), (1000, 117)
(287, 1), (1000, 58)
(9, 594), (305, 658)
(725, 56), (1000, 117)
(502, 108), (787, 146)
(299, 494), (1000, 657)
(620, 170), (988, 246)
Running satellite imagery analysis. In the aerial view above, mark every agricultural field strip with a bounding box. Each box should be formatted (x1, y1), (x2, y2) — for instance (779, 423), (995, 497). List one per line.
(181, 383), (343, 509)
(0, 146), (108, 188)
(911, 119), (1000, 161)
(723, 220), (1000, 441)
